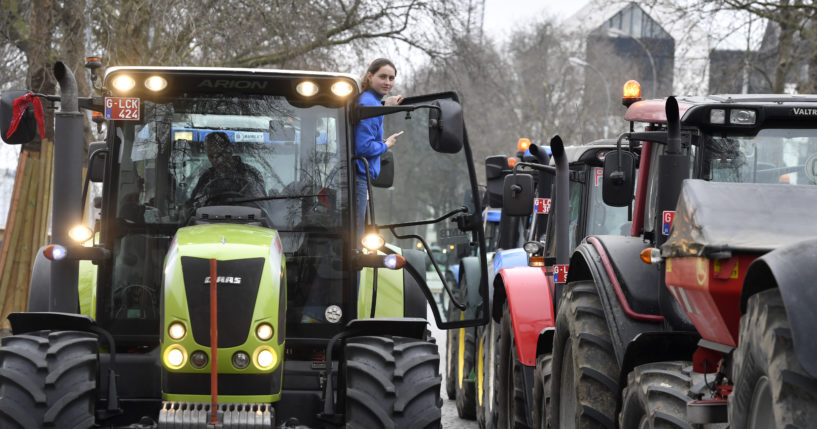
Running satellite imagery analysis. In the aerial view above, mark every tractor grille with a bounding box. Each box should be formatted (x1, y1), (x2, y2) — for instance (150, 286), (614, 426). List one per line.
(181, 257), (264, 348)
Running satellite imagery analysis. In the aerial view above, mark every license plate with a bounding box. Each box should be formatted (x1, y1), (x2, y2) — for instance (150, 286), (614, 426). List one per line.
(104, 97), (140, 120)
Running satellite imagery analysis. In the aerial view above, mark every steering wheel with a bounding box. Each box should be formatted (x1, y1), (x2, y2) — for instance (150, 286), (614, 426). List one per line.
(190, 176), (259, 207)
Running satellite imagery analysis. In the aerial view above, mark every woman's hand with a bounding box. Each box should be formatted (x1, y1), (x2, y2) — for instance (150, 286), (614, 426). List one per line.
(384, 95), (404, 106)
(385, 130), (404, 148)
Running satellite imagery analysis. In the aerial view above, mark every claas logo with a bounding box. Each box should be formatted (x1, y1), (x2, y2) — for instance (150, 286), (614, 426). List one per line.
(203, 276), (243, 285)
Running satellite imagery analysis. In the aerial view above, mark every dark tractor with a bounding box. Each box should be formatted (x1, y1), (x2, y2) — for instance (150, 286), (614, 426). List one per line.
(546, 82), (817, 428)
(0, 62), (490, 428)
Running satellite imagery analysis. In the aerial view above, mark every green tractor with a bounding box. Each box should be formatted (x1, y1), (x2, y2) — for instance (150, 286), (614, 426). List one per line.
(0, 62), (488, 427)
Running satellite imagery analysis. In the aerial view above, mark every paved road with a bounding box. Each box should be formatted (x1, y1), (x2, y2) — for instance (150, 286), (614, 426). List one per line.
(429, 314), (480, 429)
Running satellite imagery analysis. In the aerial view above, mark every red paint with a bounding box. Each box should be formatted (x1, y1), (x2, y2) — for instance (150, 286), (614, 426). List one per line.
(587, 237), (664, 322)
(665, 255), (757, 347)
(630, 141), (652, 237)
(624, 99), (693, 123)
(209, 258), (219, 424)
(692, 346), (723, 373)
(499, 266), (555, 366)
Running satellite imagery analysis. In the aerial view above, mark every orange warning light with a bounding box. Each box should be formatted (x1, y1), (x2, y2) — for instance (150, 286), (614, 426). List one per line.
(622, 80), (642, 107)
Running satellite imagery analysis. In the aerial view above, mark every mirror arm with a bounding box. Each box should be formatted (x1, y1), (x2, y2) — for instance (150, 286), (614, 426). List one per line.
(377, 206), (467, 230)
(513, 162), (556, 176)
(388, 228), (467, 311)
(352, 104), (439, 124)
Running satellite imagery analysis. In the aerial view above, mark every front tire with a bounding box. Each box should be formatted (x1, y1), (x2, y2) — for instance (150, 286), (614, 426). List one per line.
(455, 327), (477, 419)
(619, 361), (698, 429)
(0, 330), (97, 429)
(532, 354), (552, 429)
(446, 328), (458, 400)
(498, 303), (531, 428)
(729, 288), (817, 428)
(550, 281), (619, 429)
(477, 322), (499, 428)
(345, 336), (442, 429)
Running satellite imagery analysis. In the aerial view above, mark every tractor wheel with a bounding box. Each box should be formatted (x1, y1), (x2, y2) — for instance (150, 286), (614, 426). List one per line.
(729, 288), (817, 428)
(455, 327), (477, 419)
(619, 361), (699, 429)
(345, 335), (442, 429)
(532, 353), (552, 429)
(498, 303), (531, 428)
(550, 281), (619, 429)
(477, 322), (498, 428)
(446, 328), (458, 400)
(0, 330), (97, 429)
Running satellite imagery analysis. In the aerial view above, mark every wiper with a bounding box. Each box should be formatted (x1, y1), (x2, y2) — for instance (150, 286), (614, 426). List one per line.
(218, 194), (324, 205)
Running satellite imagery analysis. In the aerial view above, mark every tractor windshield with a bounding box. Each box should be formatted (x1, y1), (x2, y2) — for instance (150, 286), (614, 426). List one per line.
(106, 95), (348, 338)
(701, 128), (817, 185)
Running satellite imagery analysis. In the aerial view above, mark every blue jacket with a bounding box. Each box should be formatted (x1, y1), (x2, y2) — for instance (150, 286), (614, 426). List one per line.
(354, 89), (388, 179)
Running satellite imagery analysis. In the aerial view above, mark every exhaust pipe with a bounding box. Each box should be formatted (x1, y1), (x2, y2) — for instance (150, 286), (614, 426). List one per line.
(50, 61), (83, 312)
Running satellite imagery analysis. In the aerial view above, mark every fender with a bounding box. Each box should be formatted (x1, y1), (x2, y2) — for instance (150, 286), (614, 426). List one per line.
(490, 247), (529, 322)
(494, 266), (554, 366)
(460, 255), (484, 318)
(741, 238), (817, 378)
(568, 235), (665, 363)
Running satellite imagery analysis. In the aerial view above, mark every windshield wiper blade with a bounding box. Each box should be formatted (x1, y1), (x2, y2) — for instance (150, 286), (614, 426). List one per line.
(219, 194), (324, 205)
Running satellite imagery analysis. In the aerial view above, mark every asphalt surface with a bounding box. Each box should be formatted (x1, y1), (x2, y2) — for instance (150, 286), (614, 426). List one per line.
(429, 315), (480, 429)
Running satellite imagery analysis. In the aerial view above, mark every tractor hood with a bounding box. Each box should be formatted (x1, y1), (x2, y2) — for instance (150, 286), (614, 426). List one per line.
(163, 223), (285, 349)
(662, 180), (817, 258)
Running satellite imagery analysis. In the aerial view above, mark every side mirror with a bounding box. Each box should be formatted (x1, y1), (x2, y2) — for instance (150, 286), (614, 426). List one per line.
(428, 99), (463, 154)
(87, 141), (108, 183)
(0, 90), (39, 144)
(485, 155), (509, 207)
(602, 150), (636, 207)
(371, 150), (394, 188)
(502, 173), (534, 216)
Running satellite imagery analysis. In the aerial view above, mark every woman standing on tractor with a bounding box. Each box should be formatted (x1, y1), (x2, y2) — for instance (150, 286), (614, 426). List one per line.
(354, 58), (404, 235)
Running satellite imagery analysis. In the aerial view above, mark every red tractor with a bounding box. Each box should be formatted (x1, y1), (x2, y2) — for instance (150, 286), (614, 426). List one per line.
(545, 81), (817, 427)
(490, 137), (638, 429)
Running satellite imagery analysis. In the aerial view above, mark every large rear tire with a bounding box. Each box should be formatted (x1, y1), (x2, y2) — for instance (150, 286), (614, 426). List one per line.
(0, 330), (97, 429)
(619, 361), (699, 429)
(455, 327), (477, 419)
(345, 335), (442, 429)
(498, 303), (531, 428)
(729, 288), (817, 428)
(532, 353), (552, 429)
(550, 281), (619, 429)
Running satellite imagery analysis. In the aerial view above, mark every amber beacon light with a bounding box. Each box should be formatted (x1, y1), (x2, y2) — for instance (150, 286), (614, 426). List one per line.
(622, 80), (642, 107)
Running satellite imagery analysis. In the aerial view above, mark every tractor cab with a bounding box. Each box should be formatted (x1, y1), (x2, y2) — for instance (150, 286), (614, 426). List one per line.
(0, 64), (488, 428)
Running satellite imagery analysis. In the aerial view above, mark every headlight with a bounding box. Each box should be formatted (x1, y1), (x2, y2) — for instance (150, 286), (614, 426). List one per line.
(111, 75), (136, 92)
(254, 347), (277, 370)
(68, 225), (94, 243)
(730, 109), (756, 125)
(232, 351), (250, 369)
(331, 81), (354, 97)
(710, 108), (726, 124)
(190, 351), (208, 369)
(144, 76), (167, 91)
(164, 346), (187, 369)
(361, 233), (385, 251)
(523, 241), (543, 254)
(296, 81), (319, 97)
(256, 323), (274, 341)
(168, 322), (186, 340)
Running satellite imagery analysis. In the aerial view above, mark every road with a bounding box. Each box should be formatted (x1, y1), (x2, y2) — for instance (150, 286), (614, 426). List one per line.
(428, 312), (480, 429)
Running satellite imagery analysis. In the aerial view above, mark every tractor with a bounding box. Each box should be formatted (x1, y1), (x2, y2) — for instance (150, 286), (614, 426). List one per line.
(546, 81), (817, 427)
(0, 61), (489, 428)
(492, 137), (638, 429)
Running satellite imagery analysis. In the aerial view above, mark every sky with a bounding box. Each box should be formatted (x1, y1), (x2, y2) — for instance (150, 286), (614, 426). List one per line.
(482, 0), (590, 42)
